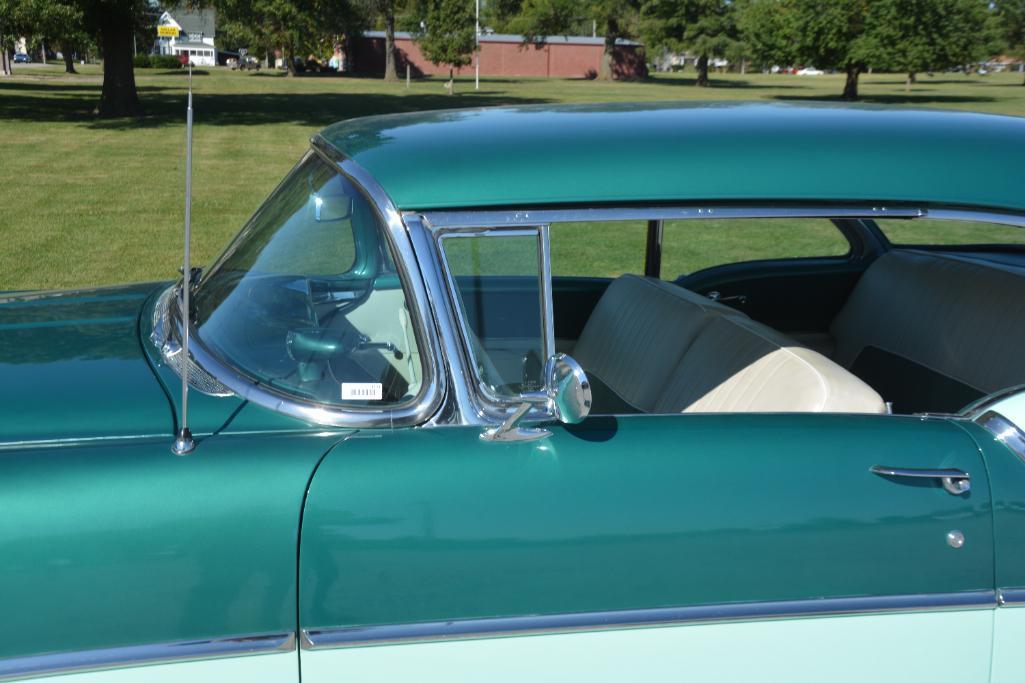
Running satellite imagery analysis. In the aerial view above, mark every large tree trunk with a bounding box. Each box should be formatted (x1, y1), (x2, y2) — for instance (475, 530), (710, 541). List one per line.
(696, 54), (709, 86)
(383, 10), (398, 81)
(1, 35), (11, 76)
(62, 42), (77, 74)
(40, 41), (47, 65)
(0, 16), (9, 76)
(842, 65), (860, 100)
(597, 20), (619, 81)
(284, 40), (298, 76)
(96, 5), (140, 117)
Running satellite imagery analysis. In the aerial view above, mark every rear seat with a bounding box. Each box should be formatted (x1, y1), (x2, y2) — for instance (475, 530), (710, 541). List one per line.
(573, 274), (885, 414)
(830, 249), (1025, 413)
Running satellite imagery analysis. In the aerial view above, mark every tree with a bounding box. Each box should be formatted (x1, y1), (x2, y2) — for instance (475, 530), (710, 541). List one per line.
(217, 0), (365, 76)
(0, 0), (90, 75)
(791, 0), (876, 99)
(85, 0), (145, 116)
(734, 0), (795, 71)
(413, 0), (475, 90)
(871, 0), (992, 90)
(995, 0), (1025, 84)
(588, 0), (641, 80)
(362, 0), (403, 80)
(24, 0), (86, 73)
(641, 0), (735, 86)
(513, 0), (640, 80)
(736, 0), (873, 99)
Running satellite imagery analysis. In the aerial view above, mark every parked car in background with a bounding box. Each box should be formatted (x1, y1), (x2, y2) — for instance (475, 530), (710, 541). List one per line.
(228, 55), (261, 71)
(2, 103), (1025, 682)
(797, 66), (824, 75)
(12, 53), (30, 63)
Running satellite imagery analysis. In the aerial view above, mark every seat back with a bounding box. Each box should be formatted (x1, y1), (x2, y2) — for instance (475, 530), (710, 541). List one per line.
(574, 275), (885, 414)
(572, 274), (743, 412)
(830, 250), (1025, 413)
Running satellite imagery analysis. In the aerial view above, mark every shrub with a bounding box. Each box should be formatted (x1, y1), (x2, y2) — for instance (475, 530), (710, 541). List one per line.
(151, 55), (182, 69)
(133, 54), (151, 68)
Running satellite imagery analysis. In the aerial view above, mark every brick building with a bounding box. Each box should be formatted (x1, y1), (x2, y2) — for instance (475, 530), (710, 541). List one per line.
(353, 31), (647, 80)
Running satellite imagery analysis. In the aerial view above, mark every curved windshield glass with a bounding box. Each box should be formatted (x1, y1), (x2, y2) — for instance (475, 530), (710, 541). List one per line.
(192, 153), (423, 408)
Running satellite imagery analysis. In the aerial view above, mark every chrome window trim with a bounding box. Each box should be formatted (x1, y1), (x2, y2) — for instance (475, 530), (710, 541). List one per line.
(0, 632), (294, 682)
(300, 590), (995, 650)
(157, 140), (446, 429)
(403, 213), (487, 425)
(420, 205), (928, 230)
(972, 410), (1025, 462)
(908, 209), (1025, 229)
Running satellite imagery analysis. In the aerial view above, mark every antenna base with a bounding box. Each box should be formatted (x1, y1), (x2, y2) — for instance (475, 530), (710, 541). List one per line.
(172, 427), (195, 456)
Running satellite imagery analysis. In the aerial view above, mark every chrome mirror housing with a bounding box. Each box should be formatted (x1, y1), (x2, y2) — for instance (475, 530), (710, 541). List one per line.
(480, 353), (591, 442)
(546, 353), (591, 424)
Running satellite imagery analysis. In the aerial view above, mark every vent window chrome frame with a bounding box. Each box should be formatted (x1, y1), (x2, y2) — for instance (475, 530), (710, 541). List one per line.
(431, 224), (557, 422)
(153, 139), (446, 429)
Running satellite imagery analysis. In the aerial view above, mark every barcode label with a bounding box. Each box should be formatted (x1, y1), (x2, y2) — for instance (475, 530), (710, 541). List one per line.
(342, 383), (383, 401)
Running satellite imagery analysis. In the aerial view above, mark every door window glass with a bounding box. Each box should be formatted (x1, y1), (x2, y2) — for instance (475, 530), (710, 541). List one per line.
(442, 231), (546, 397)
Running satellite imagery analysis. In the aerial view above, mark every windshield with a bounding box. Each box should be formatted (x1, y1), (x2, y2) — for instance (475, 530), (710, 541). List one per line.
(192, 152), (423, 408)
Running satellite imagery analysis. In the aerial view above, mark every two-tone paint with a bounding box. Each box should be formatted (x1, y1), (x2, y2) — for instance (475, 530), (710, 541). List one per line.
(4, 103), (1025, 681)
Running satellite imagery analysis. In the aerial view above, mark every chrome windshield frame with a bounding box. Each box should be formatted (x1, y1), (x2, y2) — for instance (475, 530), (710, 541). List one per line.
(159, 140), (446, 429)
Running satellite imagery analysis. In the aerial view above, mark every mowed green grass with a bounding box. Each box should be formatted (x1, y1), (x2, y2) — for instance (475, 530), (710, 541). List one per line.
(1, 64), (1024, 290)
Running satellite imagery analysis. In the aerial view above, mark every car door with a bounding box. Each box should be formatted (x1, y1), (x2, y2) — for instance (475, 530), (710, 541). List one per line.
(297, 412), (994, 683)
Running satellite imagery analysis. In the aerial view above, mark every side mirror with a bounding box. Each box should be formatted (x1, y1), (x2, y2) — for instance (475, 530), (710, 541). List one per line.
(480, 353), (591, 442)
(546, 353), (591, 424)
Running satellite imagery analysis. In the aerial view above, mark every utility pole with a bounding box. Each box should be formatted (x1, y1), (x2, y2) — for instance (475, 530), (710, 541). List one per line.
(475, 0), (480, 90)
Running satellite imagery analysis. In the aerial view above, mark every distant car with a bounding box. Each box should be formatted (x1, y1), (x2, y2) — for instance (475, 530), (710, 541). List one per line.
(12, 53), (30, 64)
(797, 66), (824, 75)
(5, 103), (1025, 682)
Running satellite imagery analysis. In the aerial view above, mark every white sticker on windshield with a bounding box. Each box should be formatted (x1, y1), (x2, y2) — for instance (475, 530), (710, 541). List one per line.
(342, 383), (383, 401)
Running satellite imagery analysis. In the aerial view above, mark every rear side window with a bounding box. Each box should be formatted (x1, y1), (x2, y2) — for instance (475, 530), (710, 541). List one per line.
(875, 219), (1025, 246)
(660, 218), (850, 281)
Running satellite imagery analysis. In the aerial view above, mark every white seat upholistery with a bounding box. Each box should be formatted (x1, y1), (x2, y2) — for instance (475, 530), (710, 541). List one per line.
(573, 274), (885, 414)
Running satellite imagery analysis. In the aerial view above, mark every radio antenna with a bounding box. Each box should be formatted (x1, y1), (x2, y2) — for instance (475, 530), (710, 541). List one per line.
(173, 63), (196, 456)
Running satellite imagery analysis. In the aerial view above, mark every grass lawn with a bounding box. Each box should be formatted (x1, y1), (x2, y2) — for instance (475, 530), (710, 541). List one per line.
(1, 64), (1023, 290)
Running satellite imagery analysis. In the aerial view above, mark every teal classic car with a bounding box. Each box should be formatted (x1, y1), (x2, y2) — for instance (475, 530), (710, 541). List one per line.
(4, 102), (1025, 682)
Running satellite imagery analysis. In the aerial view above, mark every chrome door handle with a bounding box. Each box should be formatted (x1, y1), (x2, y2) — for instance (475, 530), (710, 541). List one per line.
(870, 465), (971, 496)
(707, 291), (748, 305)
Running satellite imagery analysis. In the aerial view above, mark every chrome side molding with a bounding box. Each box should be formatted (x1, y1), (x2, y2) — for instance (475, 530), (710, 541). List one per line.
(301, 591), (995, 650)
(998, 588), (1025, 606)
(0, 632), (294, 682)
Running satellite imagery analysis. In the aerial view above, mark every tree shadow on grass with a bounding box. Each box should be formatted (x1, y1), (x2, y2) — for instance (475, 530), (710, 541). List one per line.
(0, 79), (551, 129)
(640, 76), (812, 90)
(771, 93), (998, 106)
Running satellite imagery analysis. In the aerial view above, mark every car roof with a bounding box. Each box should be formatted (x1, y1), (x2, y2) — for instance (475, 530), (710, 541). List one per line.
(316, 102), (1025, 213)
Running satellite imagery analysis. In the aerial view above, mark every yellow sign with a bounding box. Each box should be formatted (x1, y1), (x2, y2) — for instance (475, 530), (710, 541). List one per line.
(157, 25), (179, 38)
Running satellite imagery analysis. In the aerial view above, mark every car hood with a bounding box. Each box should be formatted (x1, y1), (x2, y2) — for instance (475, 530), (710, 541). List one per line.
(0, 283), (173, 445)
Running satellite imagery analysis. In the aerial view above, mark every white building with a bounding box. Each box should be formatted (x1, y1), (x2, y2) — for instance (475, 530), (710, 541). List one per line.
(155, 7), (217, 66)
